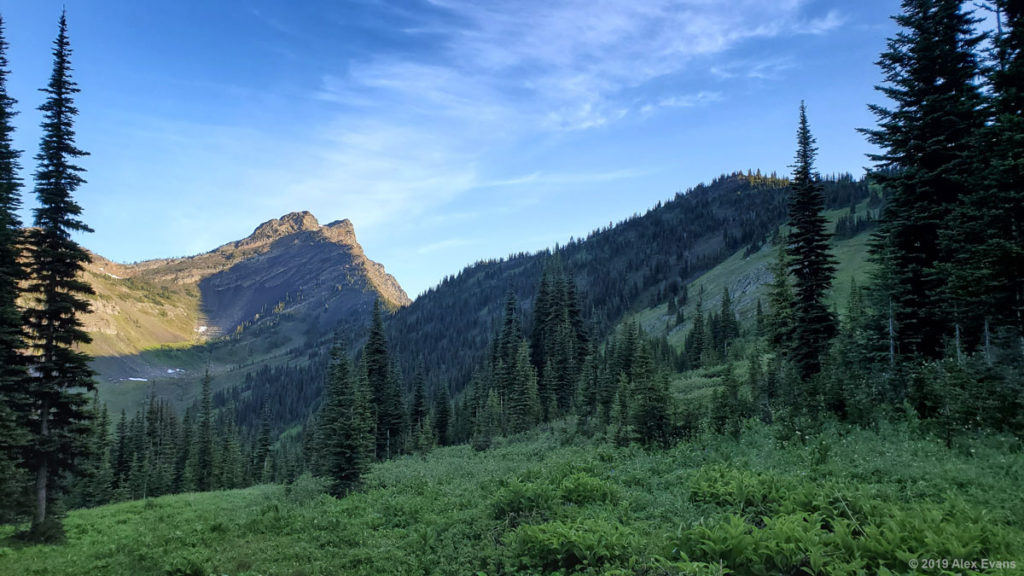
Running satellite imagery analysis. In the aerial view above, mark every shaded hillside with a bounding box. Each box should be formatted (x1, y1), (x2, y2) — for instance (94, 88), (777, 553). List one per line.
(196, 215), (408, 336)
(387, 172), (868, 394)
(634, 198), (878, 348)
(83, 212), (408, 414)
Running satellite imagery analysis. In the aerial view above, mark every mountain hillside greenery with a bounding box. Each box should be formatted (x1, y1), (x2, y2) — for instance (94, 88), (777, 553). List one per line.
(2, 1), (1022, 570)
(2, 421), (1021, 576)
(386, 172), (871, 398)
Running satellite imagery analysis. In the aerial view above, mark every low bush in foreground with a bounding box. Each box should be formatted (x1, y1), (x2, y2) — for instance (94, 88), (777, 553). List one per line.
(2, 421), (1021, 575)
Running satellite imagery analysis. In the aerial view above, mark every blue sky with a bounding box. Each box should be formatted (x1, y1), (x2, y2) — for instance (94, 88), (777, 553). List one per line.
(2, 0), (899, 298)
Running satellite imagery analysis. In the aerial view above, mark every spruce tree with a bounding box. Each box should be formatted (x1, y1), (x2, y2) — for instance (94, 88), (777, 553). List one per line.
(861, 0), (986, 359)
(786, 102), (837, 379)
(687, 289), (706, 367)
(22, 12), (96, 532)
(254, 406), (271, 483)
(195, 370), (214, 492)
(471, 389), (500, 451)
(410, 367), (427, 430)
(719, 286), (739, 351)
(630, 341), (671, 448)
(319, 345), (374, 495)
(947, 0), (1024, 354)
(766, 242), (795, 350)
(364, 299), (403, 459)
(0, 13), (27, 523)
(433, 383), (451, 446)
(506, 341), (539, 434)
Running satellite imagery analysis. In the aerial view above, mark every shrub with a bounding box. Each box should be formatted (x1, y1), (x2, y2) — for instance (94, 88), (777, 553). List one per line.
(284, 473), (329, 506)
(505, 519), (640, 573)
(492, 477), (558, 525)
(558, 472), (617, 506)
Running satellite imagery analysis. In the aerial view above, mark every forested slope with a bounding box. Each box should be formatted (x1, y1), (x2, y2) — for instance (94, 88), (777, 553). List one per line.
(387, 172), (871, 395)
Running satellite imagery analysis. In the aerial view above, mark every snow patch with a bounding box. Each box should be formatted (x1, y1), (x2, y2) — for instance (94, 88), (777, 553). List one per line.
(99, 267), (123, 280)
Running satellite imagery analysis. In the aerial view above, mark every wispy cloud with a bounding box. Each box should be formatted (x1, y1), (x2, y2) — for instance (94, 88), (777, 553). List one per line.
(416, 237), (475, 255)
(794, 9), (845, 35)
(322, 0), (843, 135)
(90, 0), (848, 291)
(710, 57), (797, 81)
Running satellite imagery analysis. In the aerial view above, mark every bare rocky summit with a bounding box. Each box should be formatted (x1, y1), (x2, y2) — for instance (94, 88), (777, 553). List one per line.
(82, 212), (409, 368)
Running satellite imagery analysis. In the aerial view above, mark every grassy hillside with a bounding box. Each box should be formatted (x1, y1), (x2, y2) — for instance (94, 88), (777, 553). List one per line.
(634, 201), (875, 348)
(387, 174), (870, 397)
(3, 422), (1021, 576)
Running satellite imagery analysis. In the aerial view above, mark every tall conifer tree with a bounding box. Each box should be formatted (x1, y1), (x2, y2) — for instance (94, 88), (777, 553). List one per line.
(0, 14), (27, 522)
(787, 102), (837, 379)
(195, 370), (214, 492)
(364, 299), (403, 459)
(861, 0), (986, 359)
(947, 0), (1024, 353)
(432, 383), (451, 446)
(319, 345), (374, 494)
(22, 11), (96, 532)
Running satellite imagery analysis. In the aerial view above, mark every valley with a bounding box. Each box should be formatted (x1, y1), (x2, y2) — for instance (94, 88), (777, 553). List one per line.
(80, 211), (408, 416)
(2, 1), (1022, 574)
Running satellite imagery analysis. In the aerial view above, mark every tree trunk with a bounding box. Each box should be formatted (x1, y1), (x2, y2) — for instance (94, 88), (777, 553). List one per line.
(33, 400), (49, 528)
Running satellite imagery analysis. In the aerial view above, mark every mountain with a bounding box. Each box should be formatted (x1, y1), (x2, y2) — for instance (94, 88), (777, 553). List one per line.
(82, 211), (408, 412)
(83, 173), (872, 421)
(384, 172), (872, 395)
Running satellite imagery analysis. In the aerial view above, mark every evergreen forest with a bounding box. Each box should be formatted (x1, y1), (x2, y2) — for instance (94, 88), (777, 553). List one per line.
(1, 2), (1023, 575)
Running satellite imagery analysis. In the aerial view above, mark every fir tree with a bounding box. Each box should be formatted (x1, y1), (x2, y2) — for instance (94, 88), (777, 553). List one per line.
(506, 341), (539, 434)
(254, 406), (271, 483)
(861, 0), (986, 360)
(766, 241), (795, 350)
(216, 413), (243, 490)
(0, 14), (26, 524)
(22, 12), (96, 533)
(946, 0), (1024, 354)
(687, 288), (706, 367)
(711, 367), (747, 439)
(755, 299), (765, 338)
(71, 395), (111, 508)
(364, 299), (403, 460)
(195, 370), (214, 492)
(786, 102), (837, 379)
(319, 345), (374, 495)
(471, 389), (500, 451)
(630, 342), (671, 448)
(410, 366), (427, 430)
(433, 383), (451, 446)
(719, 286), (739, 351)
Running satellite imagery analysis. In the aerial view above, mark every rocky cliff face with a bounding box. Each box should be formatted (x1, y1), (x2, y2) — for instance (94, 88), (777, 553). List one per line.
(82, 212), (409, 363)
(194, 212), (409, 336)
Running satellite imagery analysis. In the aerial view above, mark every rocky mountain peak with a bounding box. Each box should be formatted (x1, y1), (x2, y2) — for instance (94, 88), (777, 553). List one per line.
(247, 211), (321, 244)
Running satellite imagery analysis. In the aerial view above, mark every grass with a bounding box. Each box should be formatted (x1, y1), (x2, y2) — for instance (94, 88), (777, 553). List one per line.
(3, 420), (1022, 576)
(635, 206), (875, 348)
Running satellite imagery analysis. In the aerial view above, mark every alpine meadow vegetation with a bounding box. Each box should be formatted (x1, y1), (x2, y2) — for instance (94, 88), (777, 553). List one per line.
(2, 1), (1023, 575)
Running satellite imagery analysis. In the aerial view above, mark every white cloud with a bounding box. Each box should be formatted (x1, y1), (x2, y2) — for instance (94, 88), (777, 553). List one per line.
(795, 9), (845, 35)
(657, 91), (722, 109)
(323, 0), (843, 137)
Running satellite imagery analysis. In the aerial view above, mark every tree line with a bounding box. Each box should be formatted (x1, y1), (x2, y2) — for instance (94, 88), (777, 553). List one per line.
(4, 0), (1022, 530)
(0, 12), (102, 539)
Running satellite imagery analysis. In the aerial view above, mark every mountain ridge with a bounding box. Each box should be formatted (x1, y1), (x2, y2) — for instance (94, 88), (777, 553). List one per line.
(81, 211), (408, 387)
